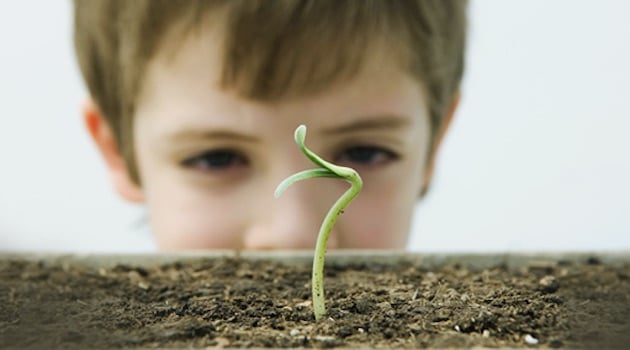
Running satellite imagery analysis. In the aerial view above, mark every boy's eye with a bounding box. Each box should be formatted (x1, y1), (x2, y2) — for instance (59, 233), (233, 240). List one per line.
(181, 149), (247, 172)
(336, 146), (398, 168)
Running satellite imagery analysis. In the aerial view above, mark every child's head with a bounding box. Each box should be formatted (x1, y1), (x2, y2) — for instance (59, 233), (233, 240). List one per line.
(73, 0), (466, 250)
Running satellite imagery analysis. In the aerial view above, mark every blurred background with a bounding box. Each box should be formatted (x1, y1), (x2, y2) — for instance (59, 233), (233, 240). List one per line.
(0, 1), (628, 253)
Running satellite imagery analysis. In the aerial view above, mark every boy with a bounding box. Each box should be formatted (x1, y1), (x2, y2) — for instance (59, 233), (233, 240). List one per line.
(73, 0), (466, 250)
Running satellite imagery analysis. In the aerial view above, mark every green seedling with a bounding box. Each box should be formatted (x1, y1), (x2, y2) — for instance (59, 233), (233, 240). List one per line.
(274, 124), (363, 321)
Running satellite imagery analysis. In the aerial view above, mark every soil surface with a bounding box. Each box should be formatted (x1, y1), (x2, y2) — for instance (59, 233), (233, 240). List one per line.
(1, 254), (629, 349)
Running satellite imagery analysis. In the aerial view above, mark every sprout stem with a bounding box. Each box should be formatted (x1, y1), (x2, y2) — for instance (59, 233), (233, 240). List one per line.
(311, 170), (361, 320)
(274, 124), (363, 320)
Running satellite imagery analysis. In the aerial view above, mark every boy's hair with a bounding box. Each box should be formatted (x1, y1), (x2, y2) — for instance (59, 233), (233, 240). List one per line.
(74, 0), (467, 184)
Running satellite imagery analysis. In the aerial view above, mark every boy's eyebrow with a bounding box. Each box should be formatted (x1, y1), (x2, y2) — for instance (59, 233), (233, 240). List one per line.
(168, 129), (260, 143)
(321, 115), (411, 135)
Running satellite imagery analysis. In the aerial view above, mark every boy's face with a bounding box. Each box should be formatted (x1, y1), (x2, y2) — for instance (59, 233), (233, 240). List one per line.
(124, 25), (432, 250)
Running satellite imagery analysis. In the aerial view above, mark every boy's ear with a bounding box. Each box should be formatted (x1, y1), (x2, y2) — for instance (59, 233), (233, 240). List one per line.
(83, 98), (144, 203)
(420, 92), (460, 196)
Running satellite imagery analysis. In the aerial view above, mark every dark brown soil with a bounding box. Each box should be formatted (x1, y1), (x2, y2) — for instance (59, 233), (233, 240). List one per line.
(1, 254), (629, 349)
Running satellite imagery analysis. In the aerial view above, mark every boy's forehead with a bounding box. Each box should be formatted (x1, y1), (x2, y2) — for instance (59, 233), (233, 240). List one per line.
(136, 14), (429, 132)
(144, 25), (424, 115)
(147, 8), (414, 105)
(138, 39), (429, 147)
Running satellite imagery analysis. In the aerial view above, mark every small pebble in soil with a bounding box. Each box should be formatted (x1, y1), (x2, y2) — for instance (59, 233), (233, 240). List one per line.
(290, 329), (300, 337)
(376, 301), (395, 316)
(524, 334), (539, 345)
(538, 275), (560, 293)
(313, 335), (339, 347)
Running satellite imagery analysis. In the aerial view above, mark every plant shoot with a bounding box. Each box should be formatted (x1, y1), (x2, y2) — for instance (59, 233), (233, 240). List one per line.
(274, 124), (363, 320)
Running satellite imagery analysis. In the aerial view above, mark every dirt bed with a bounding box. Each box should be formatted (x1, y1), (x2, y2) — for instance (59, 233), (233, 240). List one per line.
(1, 255), (629, 349)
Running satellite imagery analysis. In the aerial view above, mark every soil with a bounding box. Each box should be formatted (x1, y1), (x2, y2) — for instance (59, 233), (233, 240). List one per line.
(1, 254), (629, 349)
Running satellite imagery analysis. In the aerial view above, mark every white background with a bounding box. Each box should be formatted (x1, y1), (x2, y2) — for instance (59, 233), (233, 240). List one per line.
(0, 1), (628, 253)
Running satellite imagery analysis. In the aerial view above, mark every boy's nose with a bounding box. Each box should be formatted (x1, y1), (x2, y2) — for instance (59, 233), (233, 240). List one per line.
(243, 178), (341, 250)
